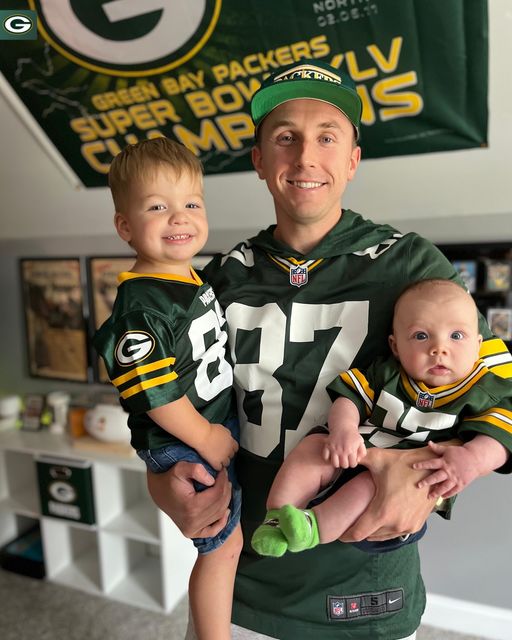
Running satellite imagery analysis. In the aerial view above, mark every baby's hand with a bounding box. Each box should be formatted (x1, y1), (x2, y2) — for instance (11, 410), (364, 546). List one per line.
(196, 423), (238, 471)
(323, 431), (366, 469)
(413, 441), (480, 499)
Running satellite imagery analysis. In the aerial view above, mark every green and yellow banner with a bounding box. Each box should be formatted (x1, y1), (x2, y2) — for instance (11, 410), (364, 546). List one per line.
(0, 1), (488, 187)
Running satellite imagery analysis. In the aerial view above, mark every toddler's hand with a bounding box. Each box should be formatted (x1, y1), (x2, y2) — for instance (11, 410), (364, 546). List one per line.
(323, 431), (366, 468)
(197, 423), (238, 471)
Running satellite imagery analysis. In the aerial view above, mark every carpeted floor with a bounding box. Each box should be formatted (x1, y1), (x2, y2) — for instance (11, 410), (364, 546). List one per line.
(0, 568), (485, 640)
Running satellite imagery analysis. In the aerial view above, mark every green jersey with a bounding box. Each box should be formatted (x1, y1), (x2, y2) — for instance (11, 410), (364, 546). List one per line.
(329, 354), (512, 452)
(93, 271), (234, 451)
(204, 210), (512, 640)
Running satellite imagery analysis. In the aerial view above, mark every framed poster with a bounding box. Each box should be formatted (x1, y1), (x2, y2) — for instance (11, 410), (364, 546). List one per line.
(87, 256), (135, 383)
(20, 258), (89, 382)
(484, 261), (511, 292)
(452, 260), (477, 293)
(487, 308), (512, 342)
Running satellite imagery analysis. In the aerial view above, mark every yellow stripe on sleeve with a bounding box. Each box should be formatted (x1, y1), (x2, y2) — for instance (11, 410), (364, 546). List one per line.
(464, 409), (512, 435)
(111, 357), (176, 387)
(479, 338), (508, 358)
(120, 371), (178, 400)
(340, 370), (357, 391)
(489, 362), (512, 380)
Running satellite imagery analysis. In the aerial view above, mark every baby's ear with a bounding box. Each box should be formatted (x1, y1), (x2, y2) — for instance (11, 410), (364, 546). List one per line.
(114, 212), (131, 242)
(388, 334), (399, 358)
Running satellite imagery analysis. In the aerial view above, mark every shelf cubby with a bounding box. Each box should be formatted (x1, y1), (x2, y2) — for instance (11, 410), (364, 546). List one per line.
(41, 517), (101, 595)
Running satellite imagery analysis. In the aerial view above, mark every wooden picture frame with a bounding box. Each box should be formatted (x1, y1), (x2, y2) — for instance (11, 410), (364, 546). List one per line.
(87, 256), (135, 383)
(19, 258), (89, 382)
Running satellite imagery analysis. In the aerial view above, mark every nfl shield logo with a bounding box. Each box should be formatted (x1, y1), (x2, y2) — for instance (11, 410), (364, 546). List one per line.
(416, 391), (435, 409)
(331, 600), (344, 617)
(290, 265), (308, 287)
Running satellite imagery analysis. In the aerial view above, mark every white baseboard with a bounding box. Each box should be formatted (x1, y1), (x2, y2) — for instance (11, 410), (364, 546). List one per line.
(423, 593), (512, 640)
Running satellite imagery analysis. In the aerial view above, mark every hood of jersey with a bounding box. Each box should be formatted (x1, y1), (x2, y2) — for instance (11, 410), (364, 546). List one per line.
(248, 210), (399, 259)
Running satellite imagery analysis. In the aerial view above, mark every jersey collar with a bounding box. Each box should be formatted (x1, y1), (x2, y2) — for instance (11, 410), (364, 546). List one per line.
(118, 267), (203, 286)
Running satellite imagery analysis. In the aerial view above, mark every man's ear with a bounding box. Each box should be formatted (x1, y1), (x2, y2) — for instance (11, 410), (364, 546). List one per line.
(347, 145), (361, 182)
(114, 212), (131, 242)
(252, 145), (265, 180)
(389, 334), (399, 358)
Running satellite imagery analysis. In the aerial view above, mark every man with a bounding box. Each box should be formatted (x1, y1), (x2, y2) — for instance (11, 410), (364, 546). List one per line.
(148, 60), (511, 639)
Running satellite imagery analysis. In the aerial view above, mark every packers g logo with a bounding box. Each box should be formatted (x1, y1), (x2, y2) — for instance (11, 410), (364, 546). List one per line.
(115, 331), (155, 365)
(29, 0), (222, 77)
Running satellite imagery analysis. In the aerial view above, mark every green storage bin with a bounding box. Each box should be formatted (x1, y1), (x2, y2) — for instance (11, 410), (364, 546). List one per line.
(36, 455), (96, 525)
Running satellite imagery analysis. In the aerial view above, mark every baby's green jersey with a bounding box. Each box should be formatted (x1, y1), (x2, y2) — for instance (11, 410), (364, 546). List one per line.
(329, 354), (512, 451)
(93, 270), (234, 451)
(204, 210), (512, 640)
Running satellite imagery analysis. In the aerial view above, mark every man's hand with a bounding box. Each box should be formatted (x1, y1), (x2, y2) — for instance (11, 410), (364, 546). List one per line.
(323, 430), (366, 469)
(196, 423), (239, 470)
(339, 445), (444, 542)
(146, 462), (231, 538)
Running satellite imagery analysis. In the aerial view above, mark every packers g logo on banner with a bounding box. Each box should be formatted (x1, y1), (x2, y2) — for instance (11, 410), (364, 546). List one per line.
(29, 0), (222, 77)
(115, 331), (155, 365)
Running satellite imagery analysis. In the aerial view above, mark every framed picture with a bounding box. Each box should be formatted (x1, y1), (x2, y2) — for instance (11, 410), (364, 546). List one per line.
(484, 260), (511, 292)
(452, 260), (477, 293)
(87, 256), (135, 383)
(487, 308), (512, 342)
(20, 258), (89, 382)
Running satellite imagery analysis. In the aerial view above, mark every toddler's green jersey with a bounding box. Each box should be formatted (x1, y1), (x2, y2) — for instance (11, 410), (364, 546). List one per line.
(204, 210), (512, 640)
(329, 354), (512, 451)
(93, 271), (234, 451)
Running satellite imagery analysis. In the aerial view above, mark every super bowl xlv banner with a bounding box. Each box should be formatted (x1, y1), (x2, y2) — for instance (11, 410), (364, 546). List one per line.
(0, 0), (488, 187)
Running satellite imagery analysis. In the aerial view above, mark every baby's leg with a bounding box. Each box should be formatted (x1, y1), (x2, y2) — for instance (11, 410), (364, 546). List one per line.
(312, 469), (376, 543)
(278, 470), (375, 551)
(267, 434), (339, 509)
(189, 524), (243, 640)
(251, 434), (340, 556)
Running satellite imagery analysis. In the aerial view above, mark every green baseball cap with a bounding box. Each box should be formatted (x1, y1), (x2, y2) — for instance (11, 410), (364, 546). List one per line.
(251, 59), (362, 140)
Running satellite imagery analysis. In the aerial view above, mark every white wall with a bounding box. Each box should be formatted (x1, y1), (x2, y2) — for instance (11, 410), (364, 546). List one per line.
(0, 0), (511, 628)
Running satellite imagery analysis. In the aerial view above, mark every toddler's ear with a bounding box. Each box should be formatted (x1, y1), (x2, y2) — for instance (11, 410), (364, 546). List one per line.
(114, 212), (131, 242)
(388, 334), (399, 358)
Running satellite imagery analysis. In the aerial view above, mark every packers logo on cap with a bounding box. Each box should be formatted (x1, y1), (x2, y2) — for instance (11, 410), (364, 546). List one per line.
(273, 64), (342, 85)
(250, 58), (362, 138)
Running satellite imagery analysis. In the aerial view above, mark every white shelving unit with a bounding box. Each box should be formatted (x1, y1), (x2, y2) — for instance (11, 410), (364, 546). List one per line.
(0, 430), (196, 612)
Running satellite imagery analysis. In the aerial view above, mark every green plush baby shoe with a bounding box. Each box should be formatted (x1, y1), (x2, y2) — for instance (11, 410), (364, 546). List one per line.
(279, 504), (320, 552)
(251, 509), (288, 557)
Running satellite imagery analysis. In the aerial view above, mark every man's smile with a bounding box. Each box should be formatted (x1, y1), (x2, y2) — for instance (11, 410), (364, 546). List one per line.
(287, 180), (325, 189)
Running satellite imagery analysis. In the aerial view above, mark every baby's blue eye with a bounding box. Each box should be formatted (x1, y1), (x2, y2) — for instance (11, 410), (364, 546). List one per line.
(149, 204), (165, 212)
(414, 332), (428, 341)
(451, 331), (464, 340)
(186, 203), (200, 209)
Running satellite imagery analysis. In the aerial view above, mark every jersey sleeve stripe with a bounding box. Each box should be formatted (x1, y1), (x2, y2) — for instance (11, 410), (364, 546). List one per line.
(479, 338), (512, 379)
(489, 362), (512, 378)
(463, 409), (512, 434)
(119, 371), (178, 400)
(340, 369), (374, 414)
(111, 357), (176, 386)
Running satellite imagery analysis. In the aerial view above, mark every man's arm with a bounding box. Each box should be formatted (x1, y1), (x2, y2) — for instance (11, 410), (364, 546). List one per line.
(146, 463), (231, 538)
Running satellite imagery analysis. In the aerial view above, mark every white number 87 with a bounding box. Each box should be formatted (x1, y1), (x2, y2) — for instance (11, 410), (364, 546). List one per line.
(226, 301), (369, 458)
